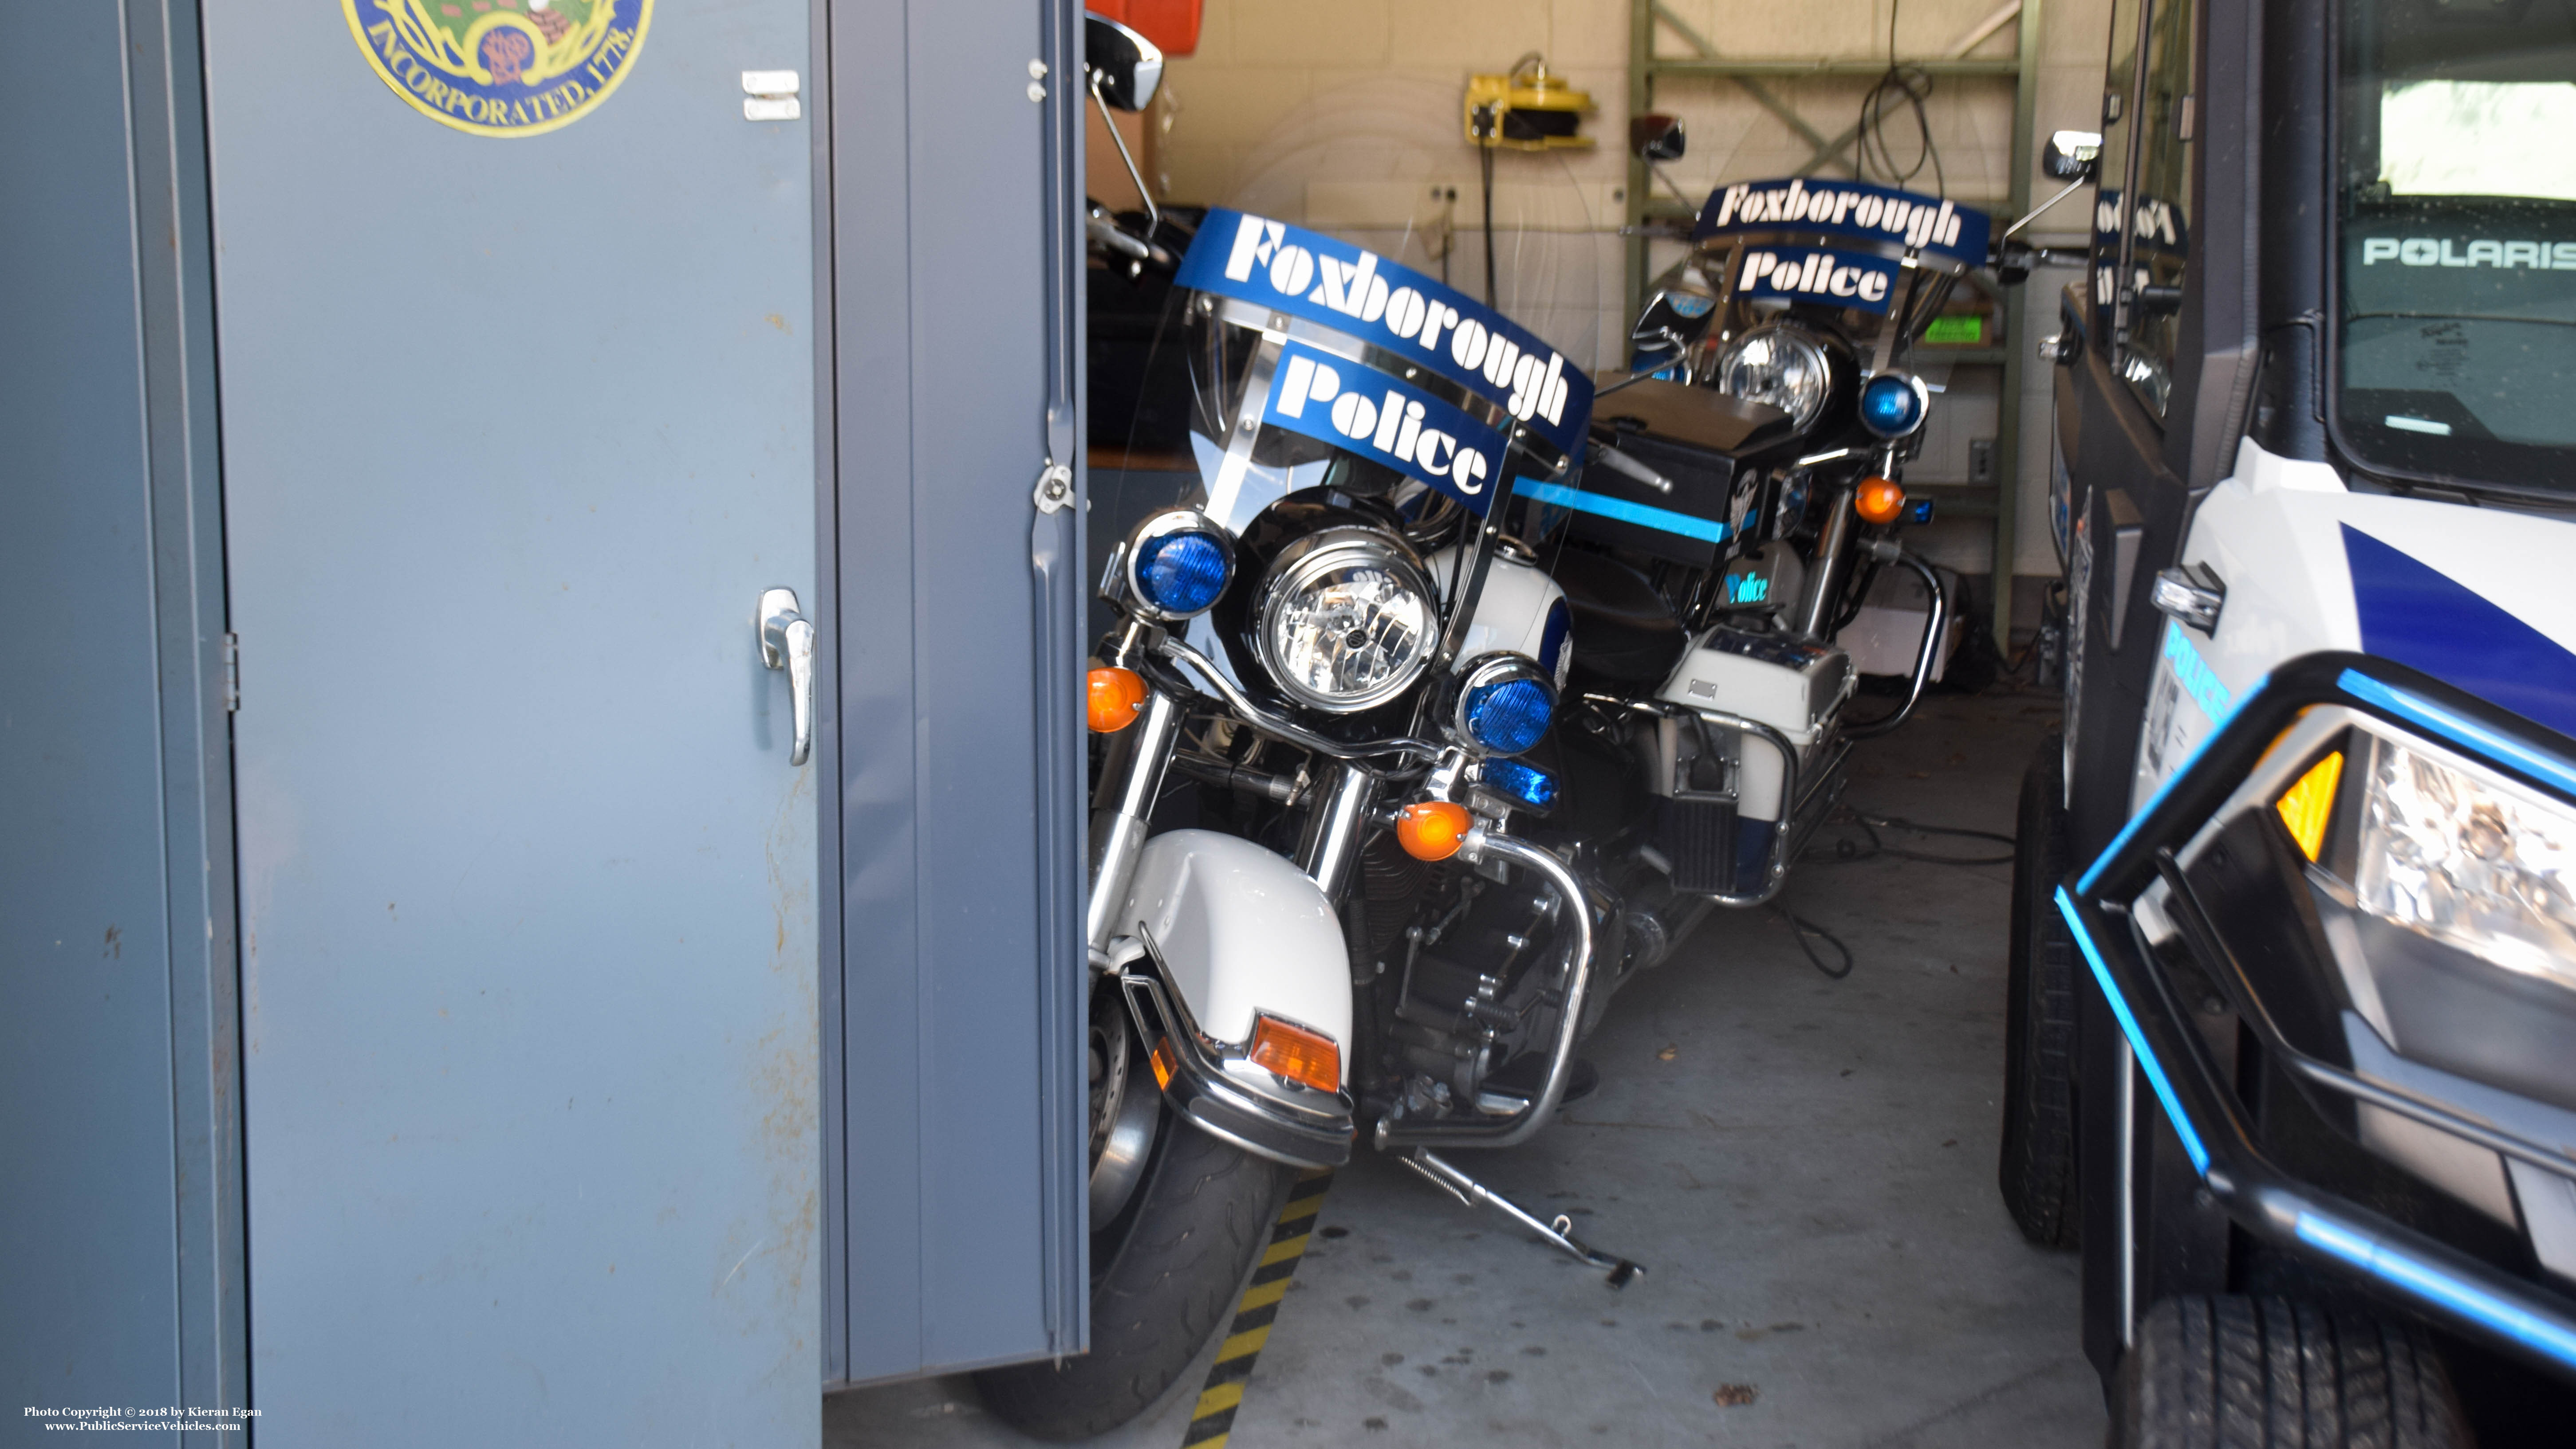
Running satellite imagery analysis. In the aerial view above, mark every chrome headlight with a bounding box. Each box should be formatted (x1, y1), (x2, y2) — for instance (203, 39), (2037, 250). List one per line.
(1444, 652), (1557, 756)
(1254, 530), (1436, 713)
(1714, 323), (1832, 432)
(2349, 734), (2576, 990)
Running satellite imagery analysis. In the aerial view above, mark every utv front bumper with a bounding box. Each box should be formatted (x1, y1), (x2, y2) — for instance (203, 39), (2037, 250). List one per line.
(2065, 651), (2576, 1379)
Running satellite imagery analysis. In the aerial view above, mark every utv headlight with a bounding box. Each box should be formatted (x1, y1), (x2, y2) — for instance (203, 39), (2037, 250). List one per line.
(2346, 735), (2576, 990)
(1446, 652), (1556, 756)
(1124, 510), (1236, 620)
(1255, 530), (1435, 713)
(1715, 323), (1832, 432)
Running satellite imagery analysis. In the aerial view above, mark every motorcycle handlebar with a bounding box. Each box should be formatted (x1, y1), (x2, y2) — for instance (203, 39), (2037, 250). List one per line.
(1087, 211), (1176, 271)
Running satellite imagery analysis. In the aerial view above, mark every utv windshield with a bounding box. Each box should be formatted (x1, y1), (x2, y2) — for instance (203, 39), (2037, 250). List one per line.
(2336, 0), (2576, 492)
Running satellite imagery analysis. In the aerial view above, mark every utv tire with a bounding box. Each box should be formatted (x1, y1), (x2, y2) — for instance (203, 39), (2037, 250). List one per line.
(973, 1117), (1292, 1441)
(1999, 730), (2081, 1248)
(2116, 1296), (2470, 1449)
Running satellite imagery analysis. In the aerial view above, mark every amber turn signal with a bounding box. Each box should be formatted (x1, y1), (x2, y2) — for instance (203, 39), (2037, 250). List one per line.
(1248, 1013), (1342, 1094)
(2276, 750), (2344, 862)
(1087, 666), (1148, 732)
(1395, 801), (1473, 861)
(1854, 475), (1907, 525)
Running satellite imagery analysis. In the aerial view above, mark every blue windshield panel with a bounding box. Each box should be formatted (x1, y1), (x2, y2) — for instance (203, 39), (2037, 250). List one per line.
(1261, 340), (1511, 516)
(1175, 209), (1595, 457)
(1729, 245), (1903, 314)
(1694, 177), (1992, 268)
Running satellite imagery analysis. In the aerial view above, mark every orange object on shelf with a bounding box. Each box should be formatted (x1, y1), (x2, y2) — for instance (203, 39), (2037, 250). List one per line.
(1088, 0), (1200, 57)
(1395, 801), (1473, 861)
(1087, 666), (1148, 732)
(1854, 475), (1907, 525)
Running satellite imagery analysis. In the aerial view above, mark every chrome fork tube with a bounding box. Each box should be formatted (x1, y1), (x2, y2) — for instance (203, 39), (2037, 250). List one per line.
(1295, 762), (1378, 902)
(1086, 689), (1184, 951)
(1794, 483), (1859, 641)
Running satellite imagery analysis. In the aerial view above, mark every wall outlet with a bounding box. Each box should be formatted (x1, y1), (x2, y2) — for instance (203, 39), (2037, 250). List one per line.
(1969, 437), (1996, 486)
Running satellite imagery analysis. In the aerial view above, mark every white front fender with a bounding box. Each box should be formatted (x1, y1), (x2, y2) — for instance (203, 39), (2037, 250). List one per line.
(1115, 829), (1352, 1080)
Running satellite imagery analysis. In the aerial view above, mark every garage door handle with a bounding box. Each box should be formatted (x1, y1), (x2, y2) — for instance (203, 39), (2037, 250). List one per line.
(757, 587), (815, 766)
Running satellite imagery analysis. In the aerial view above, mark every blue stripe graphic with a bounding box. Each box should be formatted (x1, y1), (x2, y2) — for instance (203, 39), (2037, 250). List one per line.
(2338, 669), (2576, 801)
(2055, 886), (2212, 1174)
(2074, 671), (2271, 895)
(1514, 479), (1731, 545)
(2295, 1211), (2576, 1370)
(2343, 524), (2576, 744)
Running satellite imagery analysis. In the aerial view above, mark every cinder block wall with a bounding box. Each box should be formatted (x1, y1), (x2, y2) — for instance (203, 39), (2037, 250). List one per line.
(1147, 0), (2115, 585)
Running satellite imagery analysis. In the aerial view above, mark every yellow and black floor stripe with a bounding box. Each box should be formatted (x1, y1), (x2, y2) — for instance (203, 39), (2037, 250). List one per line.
(1179, 1167), (1335, 1448)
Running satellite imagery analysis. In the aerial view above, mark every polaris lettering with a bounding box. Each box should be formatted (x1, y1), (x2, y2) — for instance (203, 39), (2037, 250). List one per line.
(1180, 209), (1593, 456)
(2360, 236), (2576, 270)
(1264, 341), (1503, 514)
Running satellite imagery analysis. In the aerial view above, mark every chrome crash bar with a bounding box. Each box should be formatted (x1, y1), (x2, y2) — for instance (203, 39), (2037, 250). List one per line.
(1594, 698), (1847, 909)
(1841, 543), (1947, 741)
(1375, 828), (1595, 1151)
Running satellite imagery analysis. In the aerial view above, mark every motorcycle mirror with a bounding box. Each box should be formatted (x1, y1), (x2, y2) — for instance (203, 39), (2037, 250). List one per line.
(1994, 130), (2106, 258)
(2042, 129), (2103, 182)
(1628, 114), (1686, 162)
(1084, 12), (1165, 112)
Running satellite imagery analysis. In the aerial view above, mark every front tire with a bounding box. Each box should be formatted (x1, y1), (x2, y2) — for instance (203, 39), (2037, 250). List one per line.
(974, 1072), (1292, 1440)
(2116, 1296), (2470, 1448)
(1999, 730), (2081, 1248)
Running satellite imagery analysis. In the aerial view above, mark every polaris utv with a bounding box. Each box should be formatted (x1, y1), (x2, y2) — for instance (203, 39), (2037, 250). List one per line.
(1995, 0), (2576, 1441)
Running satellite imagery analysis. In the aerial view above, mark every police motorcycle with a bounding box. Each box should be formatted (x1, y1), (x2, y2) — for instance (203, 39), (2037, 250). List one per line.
(1993, 0), (2576, 1439)
(982, 47), (1646, 1437)
(1506, 163), (2010, 928)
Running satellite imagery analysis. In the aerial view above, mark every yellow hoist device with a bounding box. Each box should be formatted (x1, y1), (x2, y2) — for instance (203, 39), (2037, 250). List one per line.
(1463, 52), (1593, 150)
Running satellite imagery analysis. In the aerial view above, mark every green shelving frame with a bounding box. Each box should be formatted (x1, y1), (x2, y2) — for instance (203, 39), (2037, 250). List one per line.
(1623, 0), (2044, 645)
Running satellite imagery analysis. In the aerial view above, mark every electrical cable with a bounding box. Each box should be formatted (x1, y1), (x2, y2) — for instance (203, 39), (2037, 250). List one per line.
(1801, 809), (2017, 867)
(1769, 805), (2015, 981)
(1855, 0), (1946, 199)
(1477, 109), (1499, 310)
(1771, 901), (1855, 979)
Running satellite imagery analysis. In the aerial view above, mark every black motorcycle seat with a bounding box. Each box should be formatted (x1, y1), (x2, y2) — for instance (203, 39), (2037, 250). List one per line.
(1550, 548), (1687, 688)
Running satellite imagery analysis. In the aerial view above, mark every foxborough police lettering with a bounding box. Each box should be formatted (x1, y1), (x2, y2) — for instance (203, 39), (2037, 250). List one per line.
(1175, 210), (1594, 457)
(1262, 341), (1506, 514)
(1696, 177), (1991, 267)
(1735, 248), (1900, 313)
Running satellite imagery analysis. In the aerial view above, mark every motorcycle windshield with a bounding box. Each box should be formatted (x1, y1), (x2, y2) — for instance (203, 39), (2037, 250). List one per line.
(1111, 209), (1595, 665)
(1172, 210), (1591, 529)
(1633, 178), (1993, 382)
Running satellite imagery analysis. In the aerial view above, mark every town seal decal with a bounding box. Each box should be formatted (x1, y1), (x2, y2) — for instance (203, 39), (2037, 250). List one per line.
(343, 0), (651, 137)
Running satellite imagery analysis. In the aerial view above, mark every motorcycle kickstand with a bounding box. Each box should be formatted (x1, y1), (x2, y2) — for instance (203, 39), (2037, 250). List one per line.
(1397, 1149), (1644, 1288)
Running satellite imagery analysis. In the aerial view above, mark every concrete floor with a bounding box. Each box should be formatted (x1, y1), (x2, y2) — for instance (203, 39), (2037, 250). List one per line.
(827, 691), (2106, 1449)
